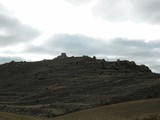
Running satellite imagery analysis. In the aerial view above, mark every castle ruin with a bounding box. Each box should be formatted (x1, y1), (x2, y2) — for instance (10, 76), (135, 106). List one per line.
(56, 53), (68, 59)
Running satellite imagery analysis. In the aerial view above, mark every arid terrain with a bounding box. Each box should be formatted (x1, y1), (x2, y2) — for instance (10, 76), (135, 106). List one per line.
(0, 54), (160, 119)
(52, 98), (160, 120)
(0, 98), (160, 120)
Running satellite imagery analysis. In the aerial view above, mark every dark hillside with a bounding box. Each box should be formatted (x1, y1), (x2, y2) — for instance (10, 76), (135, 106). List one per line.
(0, 54), (160, 118)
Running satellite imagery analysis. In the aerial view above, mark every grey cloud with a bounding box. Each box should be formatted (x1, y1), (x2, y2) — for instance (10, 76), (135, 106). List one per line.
(93, 0), (160, 23)
(107, 39), (160, 63)
(23, 34), (160, 73)
(47, 34), (102, 55)
(93, 0), (129, 22)
(24, 34), (103, 56)
(150, 65), (160, 73)
(0, 56), (25, 64)
(24, 34), (160, 58)
(0, 4), (40, 46)
(132, 0), (160, 23)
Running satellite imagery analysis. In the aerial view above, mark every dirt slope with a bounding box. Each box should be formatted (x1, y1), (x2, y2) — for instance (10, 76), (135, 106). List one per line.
(0, 112), (40, 120)
(52, 98), (160, 120)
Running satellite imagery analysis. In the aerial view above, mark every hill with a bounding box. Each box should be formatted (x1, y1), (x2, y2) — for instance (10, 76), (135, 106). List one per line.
(0, 53), (160, 118)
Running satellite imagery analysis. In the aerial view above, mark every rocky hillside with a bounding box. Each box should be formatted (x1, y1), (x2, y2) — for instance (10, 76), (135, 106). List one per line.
(0, 54), (160, 118)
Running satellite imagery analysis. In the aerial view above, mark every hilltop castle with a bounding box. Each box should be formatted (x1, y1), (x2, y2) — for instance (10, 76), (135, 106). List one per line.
(56, 53), (68, 59)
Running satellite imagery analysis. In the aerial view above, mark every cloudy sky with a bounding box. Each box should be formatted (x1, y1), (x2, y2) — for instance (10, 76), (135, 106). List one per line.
(0, 0), (160, 73)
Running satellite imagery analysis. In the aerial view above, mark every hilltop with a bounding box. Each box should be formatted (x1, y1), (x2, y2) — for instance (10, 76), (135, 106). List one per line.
(0, 53), (160, 118)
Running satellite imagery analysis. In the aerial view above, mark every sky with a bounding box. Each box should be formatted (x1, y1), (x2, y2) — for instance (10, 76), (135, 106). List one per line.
(0, 0), (160, 73)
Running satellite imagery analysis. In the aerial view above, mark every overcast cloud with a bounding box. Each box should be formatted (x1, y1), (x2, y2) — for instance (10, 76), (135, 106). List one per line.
(0, 0), (160, 73)
(93, 0), (160, 23)
(0, 56), (24, 64)
(23, 34), (101, 56)
(0, 4), (40, 46)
